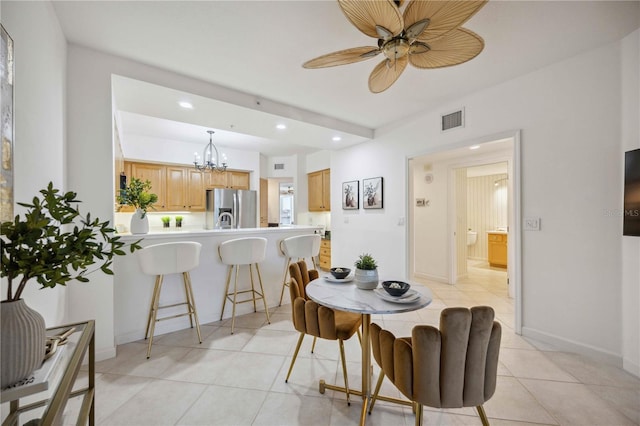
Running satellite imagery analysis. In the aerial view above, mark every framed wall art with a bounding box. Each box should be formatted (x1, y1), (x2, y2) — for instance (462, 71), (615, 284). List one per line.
(1, 25), (14, 223)
(342, 180), (358, 210)
(363, 177), (383, 209)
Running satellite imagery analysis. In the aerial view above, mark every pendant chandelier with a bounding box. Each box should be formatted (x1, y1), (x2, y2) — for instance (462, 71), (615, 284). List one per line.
(194, 130), (227, 173)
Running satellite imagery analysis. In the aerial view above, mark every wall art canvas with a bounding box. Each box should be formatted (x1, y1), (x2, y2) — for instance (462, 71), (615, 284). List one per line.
(624, 148), (640, 236)
(363, 177), (383, 209)
(1, 25), (14, 223)
(342, 180), (358, 210)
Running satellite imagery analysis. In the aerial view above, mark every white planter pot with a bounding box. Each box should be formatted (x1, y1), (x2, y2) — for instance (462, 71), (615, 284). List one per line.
(1, 299), (46, 388)
(130, 209), (149, 234)
(354, 268), (379, 290)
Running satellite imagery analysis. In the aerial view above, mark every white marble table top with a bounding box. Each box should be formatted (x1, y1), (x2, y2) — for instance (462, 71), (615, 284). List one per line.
(306, 277), (432, 315)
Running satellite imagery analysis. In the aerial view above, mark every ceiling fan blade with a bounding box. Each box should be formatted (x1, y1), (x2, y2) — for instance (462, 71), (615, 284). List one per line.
(409, 28), (483, 69)
(404, 0), (487, 42)
(303, 46), (380, 68)
(368, 56), (408, 93)
(338, 0), (404, 39)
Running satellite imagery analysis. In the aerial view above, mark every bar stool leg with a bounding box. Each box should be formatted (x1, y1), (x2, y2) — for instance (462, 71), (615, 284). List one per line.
(145, 276), (161, 340)
(183, 271), (202, 344)
(147, 275), (164, 359)
(220, 265), (233, 321)
(255, 263), (271, 324)
(182, 272), (194, 329)
(249, 264), (258, 313)
(278, 257), (292, 306)
(231, 264), (240, 334)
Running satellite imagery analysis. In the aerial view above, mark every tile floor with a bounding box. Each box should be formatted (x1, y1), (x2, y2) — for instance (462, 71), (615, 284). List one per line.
(61, 262), (638, 425)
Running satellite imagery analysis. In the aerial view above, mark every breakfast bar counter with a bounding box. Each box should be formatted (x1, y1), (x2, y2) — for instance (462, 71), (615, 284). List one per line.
(113, 226), (321, 344)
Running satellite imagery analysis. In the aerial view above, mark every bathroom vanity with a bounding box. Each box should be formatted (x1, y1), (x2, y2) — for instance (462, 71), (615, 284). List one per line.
(487, 231), (508, 268)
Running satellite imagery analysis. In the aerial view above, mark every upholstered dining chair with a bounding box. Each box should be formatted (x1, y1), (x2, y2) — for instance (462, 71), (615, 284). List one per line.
(370, 306), (501, 426)
(285, 261), (362, 405)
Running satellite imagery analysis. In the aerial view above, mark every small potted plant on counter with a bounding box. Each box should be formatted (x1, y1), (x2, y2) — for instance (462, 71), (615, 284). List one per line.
(175, 215), (183, 228)
(354, 253), (379, 290)
(161, 216), (171, 228)
(117, 177), (158, 234)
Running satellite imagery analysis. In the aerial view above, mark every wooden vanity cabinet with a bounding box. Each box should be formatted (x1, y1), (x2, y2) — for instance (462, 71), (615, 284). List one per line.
(308, 168), (330, 211)
(319, 239), (331, 270)
(488, 232), (508, 268)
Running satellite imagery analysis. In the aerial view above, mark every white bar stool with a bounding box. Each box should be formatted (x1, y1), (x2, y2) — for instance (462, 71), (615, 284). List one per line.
(218, 237), (271, 333)
(277, 234), (321, 306)
(136, 241), (203, 358)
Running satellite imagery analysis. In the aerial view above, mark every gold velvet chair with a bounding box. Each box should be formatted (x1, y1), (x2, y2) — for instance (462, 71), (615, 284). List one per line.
(370, 306), (501, 426)
(285, 261), (362, 405)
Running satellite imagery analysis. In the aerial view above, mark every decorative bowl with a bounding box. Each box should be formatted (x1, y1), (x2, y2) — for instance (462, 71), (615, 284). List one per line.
(330, 267), (351, 279)
(382, 281), (411, 297)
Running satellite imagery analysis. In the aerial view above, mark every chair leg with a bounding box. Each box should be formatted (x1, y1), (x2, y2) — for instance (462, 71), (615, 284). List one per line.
(183, 272), (202, 344)
(145, 276), (161, 340)
(286, 333), (305, 382)
(338, 339), (351, 406)
(182, 272), (194, 329)
(220, 265), (233, 321)
(357, 329), (362, 345)
(368, 371), (385, 414)
(476, 405), (490, 426)
(255, 263), (271, 324)
(249, 264), (258, 312)
(278, 257), (291, 306)
(415, 403), (423, 426)
(146, 275), (164, 359)
(231, 265), (239, 334)
(311, 336), (317, 353)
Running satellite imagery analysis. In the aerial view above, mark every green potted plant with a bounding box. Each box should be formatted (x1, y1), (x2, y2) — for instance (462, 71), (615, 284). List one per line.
(354, 253), (379, 290)
(175, 215), (183, 228)
(1, 182), (142, 387)
(117, 177), (158, 234)
(161, 216), (171, 228)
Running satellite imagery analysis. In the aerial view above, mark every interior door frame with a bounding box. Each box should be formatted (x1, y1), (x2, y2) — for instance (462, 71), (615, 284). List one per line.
(406, 129), (522, 334)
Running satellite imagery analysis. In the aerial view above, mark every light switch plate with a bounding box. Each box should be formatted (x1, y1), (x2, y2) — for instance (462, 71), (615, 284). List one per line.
(524, 217), (540, 231)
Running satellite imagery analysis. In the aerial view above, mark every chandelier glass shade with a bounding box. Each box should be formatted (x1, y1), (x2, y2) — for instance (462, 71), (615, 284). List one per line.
(194, 130), (227, 173)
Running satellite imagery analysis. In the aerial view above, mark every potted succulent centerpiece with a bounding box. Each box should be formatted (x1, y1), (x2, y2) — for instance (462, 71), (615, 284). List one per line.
(354, 253), (379, 290)
(117, 177), (158, 234)
(1, 183), (141, 388)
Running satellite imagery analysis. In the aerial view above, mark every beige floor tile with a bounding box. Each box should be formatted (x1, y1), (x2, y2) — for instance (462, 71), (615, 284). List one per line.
(545, 351), (640, 389)
(99, 379), (206, 425)
(252, 392), (333, 426)
(261, 312), (296, 332)
(499, 348), (579, 382)
(587, 384), (640, 424)
(211, 351), (286, 391)
(241, 328), (299, 355)
(482, 376), (558, 424)
(500, 329), (537, 350)
(107, 344), (192, 378)
(90, 373), (152, 423)
(152, 324), (218, 348)
(330, 398), (411, 426)
(520, 378), (637, 426)
(271, 355), (339, 397)
(176, 385), (267, 425)
(95, 342), (148, 373)
(219, 311), (269, 330)
(162, 347), (238, 384)
(198, 326), (256, 351)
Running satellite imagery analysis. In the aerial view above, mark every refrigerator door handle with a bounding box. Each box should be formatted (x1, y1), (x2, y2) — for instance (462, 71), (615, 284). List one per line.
(233, 192), (239, 229)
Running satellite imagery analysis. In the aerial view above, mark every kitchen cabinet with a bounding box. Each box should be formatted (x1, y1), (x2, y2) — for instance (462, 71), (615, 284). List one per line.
(130, 162), (167, 210)
(166, 166), (206, 211)
(206, 170), (250, 190)
(260, 178), (268, 227)
(319, 239), (331, 270)
(308, 168), (330, 211)
(488, 232), (508, 268)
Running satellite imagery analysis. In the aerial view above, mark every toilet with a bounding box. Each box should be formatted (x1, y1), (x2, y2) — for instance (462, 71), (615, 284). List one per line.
(467, 231), (478, 246)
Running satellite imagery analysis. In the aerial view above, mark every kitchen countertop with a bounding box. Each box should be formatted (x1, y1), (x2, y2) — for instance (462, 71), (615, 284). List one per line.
(115, 225), (322, 241)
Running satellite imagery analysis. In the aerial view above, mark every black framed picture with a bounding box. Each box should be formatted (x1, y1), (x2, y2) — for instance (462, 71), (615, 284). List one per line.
(342, 180), (358, 210)
(624, 148), (640, 236)
(363, 177), (383, 209)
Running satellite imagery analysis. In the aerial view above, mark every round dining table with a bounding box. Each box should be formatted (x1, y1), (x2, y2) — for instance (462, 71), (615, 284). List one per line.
(305, 276), (433, 426)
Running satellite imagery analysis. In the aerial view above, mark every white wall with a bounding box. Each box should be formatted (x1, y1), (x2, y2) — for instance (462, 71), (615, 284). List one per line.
(333, 38), (634, 368)
(467, 172), (509, 261)
(621, 29), (640, 376)
(2, 1), (67, 326)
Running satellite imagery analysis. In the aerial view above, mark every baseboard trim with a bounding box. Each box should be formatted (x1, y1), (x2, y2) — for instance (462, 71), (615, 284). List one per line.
(95, 346), (116, 362)
(413, 272), (449, 284)
(521, 326), (622, 368)
(623, 358), (640, 378)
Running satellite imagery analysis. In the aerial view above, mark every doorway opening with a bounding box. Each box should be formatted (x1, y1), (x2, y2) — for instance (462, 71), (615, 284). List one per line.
(408, 131), (521, 333)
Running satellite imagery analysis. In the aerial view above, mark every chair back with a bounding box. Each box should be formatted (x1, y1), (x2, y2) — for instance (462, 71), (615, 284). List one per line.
(137, 242), (202, 276)
(219, 237), (267, 265)
(371, 306), (501, 409)
(288, 261), (318, 301)
(280, 234), (321, 259)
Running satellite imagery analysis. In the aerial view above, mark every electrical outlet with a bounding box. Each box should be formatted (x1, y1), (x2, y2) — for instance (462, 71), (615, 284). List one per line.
(524, 217), (540, 231)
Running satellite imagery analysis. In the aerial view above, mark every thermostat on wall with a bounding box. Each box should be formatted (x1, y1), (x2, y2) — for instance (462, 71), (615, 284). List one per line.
(425, 173), (434, 184)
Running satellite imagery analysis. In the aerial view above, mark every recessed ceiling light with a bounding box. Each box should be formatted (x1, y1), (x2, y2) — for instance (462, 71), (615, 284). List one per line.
(276, 124), (286, 130)
(179, 101), (193, 109)
(332, 136), (342, 142)
(469, 145), (480, 150)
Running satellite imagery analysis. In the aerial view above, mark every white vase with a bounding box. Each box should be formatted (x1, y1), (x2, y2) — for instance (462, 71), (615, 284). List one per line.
(130, 208), (149, 234)
(1, 299), (46, 388)
(354, 268), (379, 290)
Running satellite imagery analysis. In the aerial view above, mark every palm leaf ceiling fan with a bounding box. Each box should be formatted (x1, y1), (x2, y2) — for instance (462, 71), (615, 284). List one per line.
(303, 0), (488, 93)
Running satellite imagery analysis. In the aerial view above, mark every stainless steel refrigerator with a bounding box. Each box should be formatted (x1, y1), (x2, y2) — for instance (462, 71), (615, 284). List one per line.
(205, 188), (257, 229)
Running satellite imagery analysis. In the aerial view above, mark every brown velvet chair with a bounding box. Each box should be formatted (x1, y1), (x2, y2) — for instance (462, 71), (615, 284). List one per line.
(370, 306), (501, 426)
(285, 261), (362, 404)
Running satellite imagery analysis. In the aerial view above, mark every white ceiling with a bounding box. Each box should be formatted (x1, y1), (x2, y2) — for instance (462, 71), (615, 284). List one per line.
(52, 1), (639, 157)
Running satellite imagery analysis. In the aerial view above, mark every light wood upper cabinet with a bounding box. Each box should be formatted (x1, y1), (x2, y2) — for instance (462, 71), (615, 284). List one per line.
(186, 169), (206, 211)
(130, 162), (167, 210)
(260, 178), (268, 227)
(166, 166), (187, 211)
(308, 168), (330, 211)
(206, 171), (228, 188)
(205, 170), (250, 190)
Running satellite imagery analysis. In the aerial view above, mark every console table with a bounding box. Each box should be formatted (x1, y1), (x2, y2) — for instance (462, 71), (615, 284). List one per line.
(1, 320), (95, 426)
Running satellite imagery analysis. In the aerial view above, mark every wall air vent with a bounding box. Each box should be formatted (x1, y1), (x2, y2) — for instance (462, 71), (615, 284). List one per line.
(274, 163), (285, 170)
(441, 108), (465, 132)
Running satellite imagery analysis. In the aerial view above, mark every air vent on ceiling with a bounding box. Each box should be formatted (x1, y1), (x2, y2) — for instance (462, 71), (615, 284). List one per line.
(274, 163), (285, 170)
(441, 108), (465, 132)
